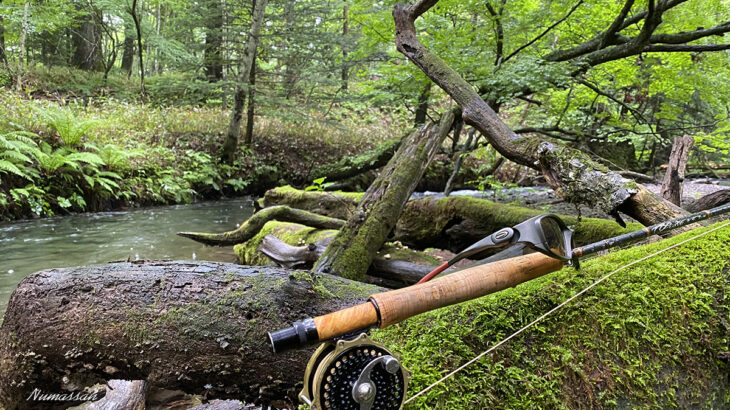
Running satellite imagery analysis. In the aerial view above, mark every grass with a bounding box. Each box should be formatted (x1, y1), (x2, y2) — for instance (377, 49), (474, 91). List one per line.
(375, 221), (730, 409)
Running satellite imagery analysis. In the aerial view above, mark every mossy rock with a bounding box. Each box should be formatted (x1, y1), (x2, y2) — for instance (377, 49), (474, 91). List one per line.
(375, 222), (730, 409)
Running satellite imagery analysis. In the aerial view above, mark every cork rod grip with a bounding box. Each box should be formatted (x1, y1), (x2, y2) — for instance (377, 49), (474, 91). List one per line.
(370, 252), (564, 328)
(313, 302), (379, 340)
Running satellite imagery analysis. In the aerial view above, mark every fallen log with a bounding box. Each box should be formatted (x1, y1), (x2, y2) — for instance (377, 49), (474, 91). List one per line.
(309, 138), (401, 182)
(0, 261), (382, 409)
(685, 189), (730, 212)
(191, 187), (642, 253)
(262, 186), (361, 219)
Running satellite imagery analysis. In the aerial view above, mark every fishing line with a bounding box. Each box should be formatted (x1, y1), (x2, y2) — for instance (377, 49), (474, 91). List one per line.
(404, 221), (730, 404)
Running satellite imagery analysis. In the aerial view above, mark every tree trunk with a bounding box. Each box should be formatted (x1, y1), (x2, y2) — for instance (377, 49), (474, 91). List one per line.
(414, 83), (431, 125)
(244, 49), (257, 145)
(130, 0), (145, 98)
(204, 0), (224, 82)
(392, 1), (687, 226)
(660, 135), (694, 206)
(311, 111), (456, 280)
(121, 19), (135, 76)
(154, 2), (161, 75)
(221, 0), (268, 163)
(0, 261), (382, 409)
(16, 3), (29, 92)
(341, 5), (349, 91)
(72, 5), (102, 71)
(0, 0), (9, 78)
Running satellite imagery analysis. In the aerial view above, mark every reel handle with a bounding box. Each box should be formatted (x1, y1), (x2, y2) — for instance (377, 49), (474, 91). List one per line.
(269, 252), (564, 353)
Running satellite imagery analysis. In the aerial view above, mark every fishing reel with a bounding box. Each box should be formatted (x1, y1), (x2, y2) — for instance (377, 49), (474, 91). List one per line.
(300, 333), (410, 410)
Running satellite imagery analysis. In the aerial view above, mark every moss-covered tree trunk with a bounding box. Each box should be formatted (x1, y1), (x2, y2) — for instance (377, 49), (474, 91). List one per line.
(0, 261), (381, 409)
(312, 111), (456, 280)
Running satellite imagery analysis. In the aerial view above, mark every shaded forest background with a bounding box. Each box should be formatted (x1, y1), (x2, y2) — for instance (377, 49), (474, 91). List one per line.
(0, 0), (728, 220)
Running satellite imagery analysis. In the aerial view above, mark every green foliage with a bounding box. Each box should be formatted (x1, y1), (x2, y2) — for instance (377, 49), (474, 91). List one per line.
(305, 177), (328, 192)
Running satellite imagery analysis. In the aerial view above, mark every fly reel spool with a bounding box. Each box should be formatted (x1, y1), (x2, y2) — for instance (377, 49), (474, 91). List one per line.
(300, 333), (410, 410)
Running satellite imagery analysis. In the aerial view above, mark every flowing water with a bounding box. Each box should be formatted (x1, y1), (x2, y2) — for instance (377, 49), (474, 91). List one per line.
(0, 199), (254, 321)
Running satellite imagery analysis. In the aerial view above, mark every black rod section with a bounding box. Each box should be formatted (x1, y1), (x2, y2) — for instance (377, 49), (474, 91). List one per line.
(573, 202), (730, 258)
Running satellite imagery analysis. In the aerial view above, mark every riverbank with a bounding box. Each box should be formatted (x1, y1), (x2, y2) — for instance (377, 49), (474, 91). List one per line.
(0, 84), (405, 221)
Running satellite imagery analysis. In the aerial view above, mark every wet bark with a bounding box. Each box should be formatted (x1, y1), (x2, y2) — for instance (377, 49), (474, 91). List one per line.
(259, 235), (433, 286)
(391, 0), (688, 225)
(78, 380), (148, 410)
(0, 261), (381, 409)
(221, 0), (267, 163)
(660, 135), (693, 206)
(312, 111), (456, 280)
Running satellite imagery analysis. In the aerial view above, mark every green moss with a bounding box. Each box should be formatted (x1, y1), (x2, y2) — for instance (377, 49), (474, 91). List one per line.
(375, 222), (730, 409)
(269, 185), (365, 201)
(233, 221), (337, 265)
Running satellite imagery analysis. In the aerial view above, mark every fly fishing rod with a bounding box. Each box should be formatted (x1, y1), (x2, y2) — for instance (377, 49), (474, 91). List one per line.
(268, 202), (730, 410)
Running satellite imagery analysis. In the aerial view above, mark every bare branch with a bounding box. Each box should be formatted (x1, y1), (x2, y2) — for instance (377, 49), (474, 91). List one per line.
(645, 43), (730, 52)
(502, 0), (584, 64)
(650, 22), (730, 44)
(598, 0), (636, 50)
(543, 0), (688, 62)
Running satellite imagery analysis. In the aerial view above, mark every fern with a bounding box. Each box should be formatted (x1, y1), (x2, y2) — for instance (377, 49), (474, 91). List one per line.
(34, 107), (100, 146)
(0, 160), (25, 177)
(98, 144), (133, 171)
(66, 152), (106, 167)
(0, 131), (41, 180)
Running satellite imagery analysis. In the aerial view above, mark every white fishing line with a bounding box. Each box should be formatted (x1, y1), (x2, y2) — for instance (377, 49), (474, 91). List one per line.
(405, 221), (730, 405)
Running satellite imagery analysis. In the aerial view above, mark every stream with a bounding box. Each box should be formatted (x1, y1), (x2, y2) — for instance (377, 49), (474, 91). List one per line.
(0, 199), (254, 321)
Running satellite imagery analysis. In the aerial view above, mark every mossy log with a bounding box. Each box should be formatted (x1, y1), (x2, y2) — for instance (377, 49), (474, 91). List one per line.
(261, 186), (362, 220)
(309, 138), (402, 182)
(394, 195), (643, 252)
(219, 186), (643, 253)
(178, 205), (345, 246)
(0, 261), (382, 409)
